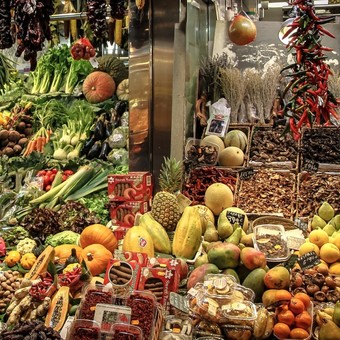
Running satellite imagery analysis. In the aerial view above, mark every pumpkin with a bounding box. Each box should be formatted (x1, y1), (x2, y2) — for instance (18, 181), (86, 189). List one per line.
(83, 71), (116, 104)
(79, 224), (118, 253)
(20, 252), (37, 270)
(116, 79), (129, 101)
(4, 250), (21, 267)
(54, 244), (83, 265)
(81, 244), (112, 276)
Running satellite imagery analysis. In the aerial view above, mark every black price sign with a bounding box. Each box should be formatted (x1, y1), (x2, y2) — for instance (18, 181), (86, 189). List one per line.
(226, 211), (245, 226)
(303, 159), (319, 173)
(284, 254), (298, 270)
(297, 251), (320, 269)
(239, 167), (255, 180)
(169, 292), (189, 314)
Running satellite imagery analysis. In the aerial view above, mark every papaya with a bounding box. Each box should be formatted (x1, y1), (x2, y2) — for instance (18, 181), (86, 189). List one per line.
(172, 206), (202, 260)
(45, 286), (70, 331)
(25, 245), (55, 280)
(122, 226), (155, 257)
(139, 212), (171, 254)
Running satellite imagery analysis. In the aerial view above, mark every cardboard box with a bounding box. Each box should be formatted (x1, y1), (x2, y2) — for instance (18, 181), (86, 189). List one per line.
(108, 172), (153, 202)
(109, 201), (150, 227)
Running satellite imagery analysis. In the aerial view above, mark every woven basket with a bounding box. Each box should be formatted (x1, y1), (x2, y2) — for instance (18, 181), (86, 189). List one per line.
(152, 303), (164, 340)
(252, 216), (296, 231)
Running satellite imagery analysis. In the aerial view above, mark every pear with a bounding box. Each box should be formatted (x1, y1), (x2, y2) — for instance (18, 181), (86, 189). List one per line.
(319, 319), (340, 340)
(318, 202), (335, 222)
(217, 215), (233, 240)
(225, 227), (243, 245)
(240, 233), (254, 247)
(194, 253), (209, 268)
(330, 214), (340, 231)
(312, 214), (327, 229)
(323, 223), (336, 236)
(204, 221), (219, 242)
(333, 301), (340, 327)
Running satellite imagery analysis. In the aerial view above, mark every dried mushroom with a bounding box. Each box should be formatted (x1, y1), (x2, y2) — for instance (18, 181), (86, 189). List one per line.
(237, 170), (296, 218)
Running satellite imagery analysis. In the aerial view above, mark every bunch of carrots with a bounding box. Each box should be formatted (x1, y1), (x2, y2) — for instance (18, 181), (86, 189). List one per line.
(23, 127), (52, 156)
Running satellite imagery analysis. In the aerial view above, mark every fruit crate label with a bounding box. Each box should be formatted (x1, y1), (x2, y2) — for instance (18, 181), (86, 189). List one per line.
(239, 167), (255, 180)
(294, 218), (308, 232)
(297, 251), (320, 269)
(170, 292), (189, 314)
(226, 211), (245, 226)
(303, 159), (319, 173)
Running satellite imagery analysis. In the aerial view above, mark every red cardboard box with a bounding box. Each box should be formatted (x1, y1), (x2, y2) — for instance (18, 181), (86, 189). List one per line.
(109, 201), (150, 227)
(108, 172), (153, 202)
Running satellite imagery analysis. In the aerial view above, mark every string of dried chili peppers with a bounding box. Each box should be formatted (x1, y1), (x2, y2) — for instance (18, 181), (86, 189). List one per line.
(279, 0), (340, 140)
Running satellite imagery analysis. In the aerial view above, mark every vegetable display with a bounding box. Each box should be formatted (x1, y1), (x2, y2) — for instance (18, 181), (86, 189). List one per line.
(280, 0), (340, 139)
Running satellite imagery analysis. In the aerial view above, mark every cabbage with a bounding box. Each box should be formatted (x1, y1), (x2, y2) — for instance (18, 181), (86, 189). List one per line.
(108, 126), (128, 149)
(45, 230), (80, 247)
(107, 148), (129, 166)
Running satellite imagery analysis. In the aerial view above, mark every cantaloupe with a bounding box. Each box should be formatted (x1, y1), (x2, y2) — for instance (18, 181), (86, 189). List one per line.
(219, 146), (244, 166)
(202, 135), (225, 153)
(224, 130), (248, 151)
(204, 183), (234, 215)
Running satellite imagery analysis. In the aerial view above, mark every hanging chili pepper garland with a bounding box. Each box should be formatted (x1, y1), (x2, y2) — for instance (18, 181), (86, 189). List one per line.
(280, 0), (340, 140)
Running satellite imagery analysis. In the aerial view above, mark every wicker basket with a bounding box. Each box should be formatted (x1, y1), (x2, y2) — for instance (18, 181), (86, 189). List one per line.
(152, 303), (164, 340)
(252, 216), (296, 231)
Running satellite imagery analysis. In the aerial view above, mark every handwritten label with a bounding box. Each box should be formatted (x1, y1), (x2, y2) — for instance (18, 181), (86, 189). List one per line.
(303, 159), (319, 173)
(297, 251), (320, 269)
(239, 167), (255, 180)
(170, 292), (189, 314)
(226, 211), (245, 226)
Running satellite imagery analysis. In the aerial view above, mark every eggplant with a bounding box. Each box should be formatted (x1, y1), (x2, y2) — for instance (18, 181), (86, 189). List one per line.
(87, 141), (102, 160)
(93, 119), (105, 140)
(105, 121), (113, 138)
(115, 101), (128, 117)
(98, 141), (111, 160)
(81, 136), (96, 156)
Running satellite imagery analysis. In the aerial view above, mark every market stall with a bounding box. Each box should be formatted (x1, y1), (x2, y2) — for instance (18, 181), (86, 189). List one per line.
(0, 0), (340, 339)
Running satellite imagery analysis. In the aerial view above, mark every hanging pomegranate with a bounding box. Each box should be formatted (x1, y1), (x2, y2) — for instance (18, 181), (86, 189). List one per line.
(228, 13), (257, 46)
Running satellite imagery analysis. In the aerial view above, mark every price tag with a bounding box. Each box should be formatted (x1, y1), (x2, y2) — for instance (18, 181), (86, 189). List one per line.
(297, 251), (320, 269)
(226, 211), (245, 226)
(303, 159), (319, 173)
(239, 167), (255, 180)
(169, 292), (189, 314)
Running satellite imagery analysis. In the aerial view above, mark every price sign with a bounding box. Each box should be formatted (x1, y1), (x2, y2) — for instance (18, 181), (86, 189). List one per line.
(169, 292), (189, 314)
(297, 251), (320, 269)
(226, 211), (245, 226)
(239, 167), (255, 180)
(303, 159), (319, 173)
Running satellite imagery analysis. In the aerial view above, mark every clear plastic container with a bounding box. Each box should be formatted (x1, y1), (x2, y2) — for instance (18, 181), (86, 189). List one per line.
(163, 315), (193, 338)
(253, 224), (290, 262)
(126, 290), (157, 340)
(159, 331), (191, 340)
(222, 324), (253, 340)
(221, 300), (257, 327)
(109, 323), (144, 339)
(67, 319), (101, 340)
(226, 283), (255, 302)
(184, 138), (220, 167)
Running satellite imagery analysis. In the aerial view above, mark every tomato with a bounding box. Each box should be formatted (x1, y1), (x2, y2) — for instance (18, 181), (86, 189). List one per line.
(62, 174), (68, 182)
(37, 170), (46, 177)
(49, 173), (56, 183)
(63, 170), (74, 176)
(43, 175), (51, 188)
(45, 185), (52, 192)
(51, 168), (58, 174)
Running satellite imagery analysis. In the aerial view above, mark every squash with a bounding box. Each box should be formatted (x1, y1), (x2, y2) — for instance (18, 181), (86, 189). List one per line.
(4, 250), (21, 267)
(45, 286), (70, 331)
(83, 71), (116, 104)
(96, 55), (128, 84)
(122, 226), (155, 258)
(81, 244), (112, 276)
(26, 245), (55, 280)
(79, 224), (118, 253)
(20, 252), (37, 270)
(116, 79), (129, 101)
(54, 244), (83, 265)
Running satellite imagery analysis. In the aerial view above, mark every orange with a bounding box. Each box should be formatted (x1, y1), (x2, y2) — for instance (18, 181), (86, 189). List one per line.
(293, 292), (311, 310)
(289, 297), (305, 315)
(290, 327), (310, 339)
(295, 311), (312, 330)
(277, 309), (295, 327)
(273, 322), (291, 339)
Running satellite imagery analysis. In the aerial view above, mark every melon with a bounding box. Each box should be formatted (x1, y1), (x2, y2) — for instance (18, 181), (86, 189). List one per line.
(201, 135), (225, 153)
(204, 183), (234, 216)
(224, 130), (248, 151)
(219, 146), (244, 166)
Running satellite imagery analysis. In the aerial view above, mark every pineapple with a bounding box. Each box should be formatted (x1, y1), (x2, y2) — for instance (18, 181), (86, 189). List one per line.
(151, 157), (183, 231)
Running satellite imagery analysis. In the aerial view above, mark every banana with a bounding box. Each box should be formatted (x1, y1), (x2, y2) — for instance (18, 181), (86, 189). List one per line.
(114, 19), (123, 46)
(261, 312), (275, 339)
(253, 307), (268, 339)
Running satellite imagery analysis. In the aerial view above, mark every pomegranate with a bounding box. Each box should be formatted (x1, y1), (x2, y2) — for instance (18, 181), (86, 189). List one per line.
(228, 14), (257, 46)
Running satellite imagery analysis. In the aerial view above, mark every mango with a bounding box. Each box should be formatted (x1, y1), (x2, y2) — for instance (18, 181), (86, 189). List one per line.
(221, 268), (240, 283)
(207, 242), (240, 269)
(263, 266), (290, 289)
(242, 268), (266, 303)
(187, 263), (220, 289)
(240, 247), (267, 270)
(262, 289), (291, 307)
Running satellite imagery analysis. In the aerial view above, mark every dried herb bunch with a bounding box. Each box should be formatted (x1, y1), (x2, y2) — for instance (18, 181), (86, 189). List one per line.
(218, 67), (244, 122)
(328, 70), (340, 117)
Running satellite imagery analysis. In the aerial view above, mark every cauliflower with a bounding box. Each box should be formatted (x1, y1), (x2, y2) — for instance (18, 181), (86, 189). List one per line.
(16, 238), (37, 255)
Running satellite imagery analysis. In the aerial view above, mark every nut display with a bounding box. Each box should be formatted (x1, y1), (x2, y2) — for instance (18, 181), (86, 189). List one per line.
(0, 270), (22, 313)
(297, 172), (340, 218)
(250, 127), (298, 166)
(109, 262), (133, 286)
(237, 170), (296, 218)
(301, 128), (340, 164)
(184, 142), (219, 171)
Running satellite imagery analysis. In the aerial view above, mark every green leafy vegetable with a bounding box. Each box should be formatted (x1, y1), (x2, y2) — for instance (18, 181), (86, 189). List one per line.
(65, 58), (93, 95)
(45, 230), (80, 247)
